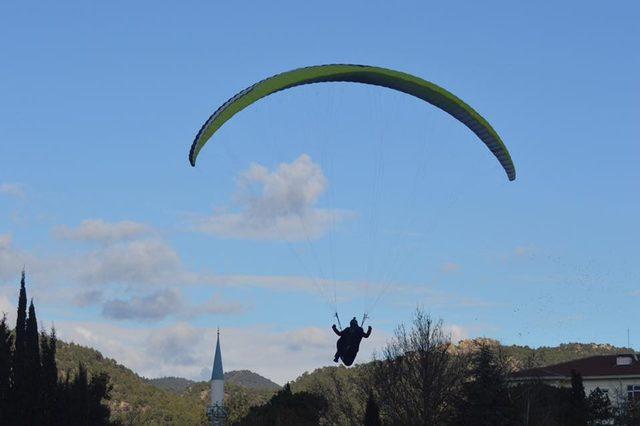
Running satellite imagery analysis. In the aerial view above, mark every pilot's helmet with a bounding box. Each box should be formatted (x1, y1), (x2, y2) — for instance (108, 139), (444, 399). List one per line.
(350, 317), (358, 327)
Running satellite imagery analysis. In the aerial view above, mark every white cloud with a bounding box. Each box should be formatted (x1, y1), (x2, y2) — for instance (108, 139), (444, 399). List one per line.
(193, 154), (351, 241)
(0, 183), (26, 199)
(53, 219), (153, 243)
(0, 293), (16, 325)
(445, 324), (469, 343)
(76, 239), (183, 285)
(0, 234), (12, 251)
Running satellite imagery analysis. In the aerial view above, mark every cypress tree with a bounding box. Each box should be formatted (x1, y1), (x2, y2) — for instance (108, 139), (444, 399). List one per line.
(12, 270), (28, 422)
(0, 315), (13, 424)
(24, 300), (41, 424)
(41, 328), (58, 425)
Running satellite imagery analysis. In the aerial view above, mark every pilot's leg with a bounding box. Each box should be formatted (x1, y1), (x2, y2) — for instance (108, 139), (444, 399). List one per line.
(334, 337), (345, 362)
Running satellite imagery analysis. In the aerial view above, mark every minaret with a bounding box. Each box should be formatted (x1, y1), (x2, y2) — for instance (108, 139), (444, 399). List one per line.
(207, 328), (227, 425)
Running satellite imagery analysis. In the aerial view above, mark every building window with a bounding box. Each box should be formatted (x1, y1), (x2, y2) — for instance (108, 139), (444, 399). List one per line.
(627, 385), (640, 401)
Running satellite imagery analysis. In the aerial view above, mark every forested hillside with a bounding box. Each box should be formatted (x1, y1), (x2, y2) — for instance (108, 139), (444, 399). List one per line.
(56, 334), (633, 425)
(56, 341), (278, 424)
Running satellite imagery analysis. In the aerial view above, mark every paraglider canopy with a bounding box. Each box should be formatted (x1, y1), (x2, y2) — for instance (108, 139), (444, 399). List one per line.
(188, 64), (515, 181)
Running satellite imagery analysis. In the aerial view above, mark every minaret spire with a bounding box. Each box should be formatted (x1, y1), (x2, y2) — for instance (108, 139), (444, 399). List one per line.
(207, 328), (227, 425)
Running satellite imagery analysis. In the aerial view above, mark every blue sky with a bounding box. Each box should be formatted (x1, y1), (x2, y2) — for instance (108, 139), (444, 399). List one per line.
(1, 1), (638, 383)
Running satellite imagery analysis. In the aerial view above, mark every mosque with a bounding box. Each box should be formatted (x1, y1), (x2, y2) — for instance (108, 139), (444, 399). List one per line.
(207, 329), (227, 425)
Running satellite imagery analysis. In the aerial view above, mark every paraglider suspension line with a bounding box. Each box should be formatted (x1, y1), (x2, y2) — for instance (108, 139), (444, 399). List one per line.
(334, 312), (343, 330)
(361, 313), (369, 328)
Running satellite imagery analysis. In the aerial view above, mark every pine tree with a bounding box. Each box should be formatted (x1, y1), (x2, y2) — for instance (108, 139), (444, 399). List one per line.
(363, 392), (382, 426)
(0, 315), (14, 424)
(12, 270), (28, 422)
(456, 344), (515, 425)
(24, 300), (42, 424)
(41, 328), (59, 425)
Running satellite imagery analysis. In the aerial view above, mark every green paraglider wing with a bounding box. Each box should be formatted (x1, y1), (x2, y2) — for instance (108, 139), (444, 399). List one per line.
(189, 64), (516, 181)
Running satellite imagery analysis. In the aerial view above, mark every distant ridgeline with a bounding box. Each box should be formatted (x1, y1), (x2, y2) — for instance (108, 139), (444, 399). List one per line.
(145, 370), (280, 394)
(55, 334), (633, 424)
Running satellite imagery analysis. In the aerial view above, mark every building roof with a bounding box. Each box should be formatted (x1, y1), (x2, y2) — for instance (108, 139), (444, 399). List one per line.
(211, 330), (224, 381)
(512, 354), (640, 379)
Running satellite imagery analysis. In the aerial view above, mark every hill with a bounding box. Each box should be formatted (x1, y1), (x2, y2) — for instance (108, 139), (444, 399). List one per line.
(56, 340), (279, 424)
(144, 376), (196, 394)
(225, 370), (281, 390)
(56, 336), (633, 425)
(147, 370), (279, 395)
(56, 341), (208, 424)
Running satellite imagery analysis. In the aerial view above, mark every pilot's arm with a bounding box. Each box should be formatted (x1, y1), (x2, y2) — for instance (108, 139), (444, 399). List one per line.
(363, 326), (372, 338)
(332, 324), (342, 336)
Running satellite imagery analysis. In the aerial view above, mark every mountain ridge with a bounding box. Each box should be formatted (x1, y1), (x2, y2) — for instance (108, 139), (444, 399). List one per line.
(56, 336), (634, 424)
(145, 370), (280, 394)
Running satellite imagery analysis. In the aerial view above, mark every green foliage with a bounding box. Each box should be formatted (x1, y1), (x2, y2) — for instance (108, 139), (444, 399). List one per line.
(456, 345), (515, 425)
(586, 387), (612, 425)
(181, 379), (276, 424)
(224, 370), (281, 391)
(501, 342), (634, 369)
(57, 341), (206, 425)
(236, 383), (327, 426)
(145, 376), (196, 394)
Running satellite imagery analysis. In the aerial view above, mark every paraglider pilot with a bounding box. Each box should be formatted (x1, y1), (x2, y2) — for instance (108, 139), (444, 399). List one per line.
(332, 317), (372, 366)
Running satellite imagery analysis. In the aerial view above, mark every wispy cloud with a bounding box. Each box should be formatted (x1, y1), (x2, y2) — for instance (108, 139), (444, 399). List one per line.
(441, 262), (461, 273)
(514, 245), (536, 257)
(53, 219), (154, 243)
(102, 288), (245, 321)
(0, 182), (26, 199)
(72, 290), (103, 307)
(192, 154), (352, 241)
(0, 234), (30, 281)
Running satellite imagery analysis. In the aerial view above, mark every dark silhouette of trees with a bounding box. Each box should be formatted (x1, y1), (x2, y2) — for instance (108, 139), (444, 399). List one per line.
(0, 315), (13, 424)
(238, 383), (327, 425)
(25, 300), (42, 424)
(0, 272), (113, 425)
(363, 392), (382, 426)
(561, 369), (587, 425)
(455, 344), (515, 425)
(12, 270), (28, 422)
(40, 329), (59, 424)
(586, 387), (611, 424)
